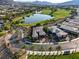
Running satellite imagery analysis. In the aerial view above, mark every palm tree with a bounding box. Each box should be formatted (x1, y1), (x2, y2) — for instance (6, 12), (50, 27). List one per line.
(48, 47), (53, 55)
(56, 45), (61, 50)
(30, 45), (35, 55)
(48, 47), (52, 51)
(39, 46), (44, 51)
(56, 45), (62, 55)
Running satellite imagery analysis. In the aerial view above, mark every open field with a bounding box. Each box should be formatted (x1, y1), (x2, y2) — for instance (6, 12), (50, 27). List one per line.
(41, 9), (71, 19)
(41, 9), (52, 15)
(53, 9), (71, 19)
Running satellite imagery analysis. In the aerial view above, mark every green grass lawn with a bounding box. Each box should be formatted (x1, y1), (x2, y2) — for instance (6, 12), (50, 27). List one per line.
(41, 9), (52, 15)
(0, 32), (6, 37)
(28, 53), (79, 59)
(41, 9), (71, 19)
(15, 23), (32, 28)
(53, 9), (71, 19)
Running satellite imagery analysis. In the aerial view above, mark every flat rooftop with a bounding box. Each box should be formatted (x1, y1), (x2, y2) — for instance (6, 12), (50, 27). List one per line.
(60, 24), (79, 34)
(32, 26), (46, 38)
(48, 26), (67, 37)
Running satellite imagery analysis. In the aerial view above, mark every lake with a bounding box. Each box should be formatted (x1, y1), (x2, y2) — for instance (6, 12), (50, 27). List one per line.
(24, 14), (53, 24)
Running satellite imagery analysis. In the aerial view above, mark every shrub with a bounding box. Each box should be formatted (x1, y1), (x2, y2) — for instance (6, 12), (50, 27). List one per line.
(43, 26), (49, 33)
(36, 23), (41, 26)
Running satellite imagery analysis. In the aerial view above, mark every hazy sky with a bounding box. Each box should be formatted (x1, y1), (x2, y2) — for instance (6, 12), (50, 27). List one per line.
(14, 0), (72, 3)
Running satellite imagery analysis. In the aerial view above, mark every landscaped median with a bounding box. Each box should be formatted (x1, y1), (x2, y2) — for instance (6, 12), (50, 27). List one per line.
(28, 52), (79, 59)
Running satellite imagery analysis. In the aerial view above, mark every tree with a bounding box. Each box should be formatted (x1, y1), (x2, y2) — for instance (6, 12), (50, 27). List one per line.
(21, 45), (26, 49)
(43, 26), (49, 33)
(48, 47), (53, 55)
(56, 45), (61, 51)
(3, 15), (10, 22)
(39, 46), (44, 51)
(36, 23), (41, 26)
(56, 45), (62, 55)
(30, 45), (35, 55)
(3, 23), (11, 30)
(0, 29), (2, 32)
(48, 47), (52, 51)
(30, 45), (35, 51)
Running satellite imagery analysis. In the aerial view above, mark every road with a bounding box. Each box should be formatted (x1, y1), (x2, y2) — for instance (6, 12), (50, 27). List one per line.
(32, 37), (79, 51)
(26, 38), (79, 55)
(0, 32), (15, 59)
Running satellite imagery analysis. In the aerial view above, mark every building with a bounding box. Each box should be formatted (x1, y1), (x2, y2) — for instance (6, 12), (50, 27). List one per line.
(62, 22), (79, 28)
(59, 16), (79, 35)
(59, 24), (79, 34)
(32, 26), (46, 39)
(48, 26), (68, 41)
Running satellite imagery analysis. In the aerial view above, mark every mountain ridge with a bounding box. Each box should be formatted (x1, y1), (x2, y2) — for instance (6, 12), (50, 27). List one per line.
(31, 1), (57, 6)
(59, 0), (79, 6)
